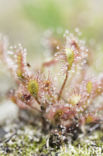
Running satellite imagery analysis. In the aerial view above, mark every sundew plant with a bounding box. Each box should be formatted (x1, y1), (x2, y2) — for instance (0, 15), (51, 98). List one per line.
(0, 32), (103, 133)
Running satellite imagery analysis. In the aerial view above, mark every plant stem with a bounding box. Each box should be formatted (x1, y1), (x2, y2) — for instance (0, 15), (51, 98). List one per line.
(35, 97), (41, 105)
(58, 67), (68, 101)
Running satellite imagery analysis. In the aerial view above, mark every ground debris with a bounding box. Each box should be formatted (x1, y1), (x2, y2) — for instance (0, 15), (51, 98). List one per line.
(0, 116), (103, 155)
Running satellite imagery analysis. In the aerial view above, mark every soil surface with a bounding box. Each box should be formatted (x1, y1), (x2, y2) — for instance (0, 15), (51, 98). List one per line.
(0, 102), (103, 156)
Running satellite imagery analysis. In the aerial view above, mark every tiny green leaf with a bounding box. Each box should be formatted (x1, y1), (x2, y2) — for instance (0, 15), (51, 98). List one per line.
(70, 94), (81, 105)
(28, 80), (38, 97)
(86, 81), (92, 94)
(65, 48), (74, 69)
(16, 69), (23, 78)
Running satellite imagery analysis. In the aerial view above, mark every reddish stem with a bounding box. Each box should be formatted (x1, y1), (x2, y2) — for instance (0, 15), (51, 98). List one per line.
(35, 97), (41, 105)
(58, 67), (68, 101)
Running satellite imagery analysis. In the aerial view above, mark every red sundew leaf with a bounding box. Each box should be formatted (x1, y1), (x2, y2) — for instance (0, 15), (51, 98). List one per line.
(1, 32), (103, 130)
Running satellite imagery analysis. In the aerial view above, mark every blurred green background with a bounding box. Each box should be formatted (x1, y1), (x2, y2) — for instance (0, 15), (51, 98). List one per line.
(0, 0), (103, 56)
(0, 0), (103, 86)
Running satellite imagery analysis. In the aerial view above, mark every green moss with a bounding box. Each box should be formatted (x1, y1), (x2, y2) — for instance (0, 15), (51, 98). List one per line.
(58, 130), (103, 156)
(0, 122), (103, 155)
